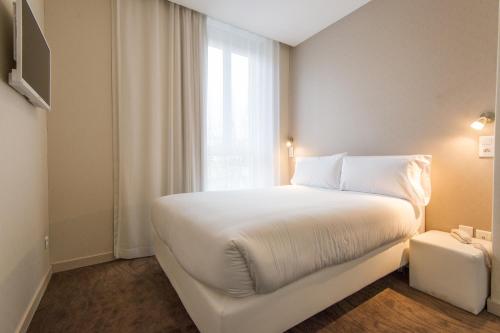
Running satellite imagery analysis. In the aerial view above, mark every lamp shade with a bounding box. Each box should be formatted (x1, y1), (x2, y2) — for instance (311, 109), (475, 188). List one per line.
(470, 117), (487, 130)
(470, 112), (495, 131)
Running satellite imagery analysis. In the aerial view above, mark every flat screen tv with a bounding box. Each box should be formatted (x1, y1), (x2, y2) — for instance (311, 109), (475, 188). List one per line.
(9, 0), (51, 110)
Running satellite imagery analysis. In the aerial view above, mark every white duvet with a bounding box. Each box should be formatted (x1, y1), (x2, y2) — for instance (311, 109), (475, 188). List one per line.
(152, 185), (420, 297)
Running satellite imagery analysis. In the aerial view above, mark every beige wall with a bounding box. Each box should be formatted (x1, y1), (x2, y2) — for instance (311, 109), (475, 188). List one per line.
(290, 0), (498, 232)
(488, 4), (500, 315)
(0, 0), (50, 332)
(45, 0), (114, 266)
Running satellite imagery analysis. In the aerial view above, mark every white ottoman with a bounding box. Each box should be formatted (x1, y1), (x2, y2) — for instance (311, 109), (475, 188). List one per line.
(409, 230), (492, 314)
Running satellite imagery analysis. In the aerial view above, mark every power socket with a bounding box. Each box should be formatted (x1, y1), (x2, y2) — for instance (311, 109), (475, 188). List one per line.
(458, 225), (474, 238)
(44, 236), (49, 250)
(475, 229), (492, 241)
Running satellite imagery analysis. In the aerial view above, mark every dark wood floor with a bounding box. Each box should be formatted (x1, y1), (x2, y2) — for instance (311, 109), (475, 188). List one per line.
(28, 257), (500, 333)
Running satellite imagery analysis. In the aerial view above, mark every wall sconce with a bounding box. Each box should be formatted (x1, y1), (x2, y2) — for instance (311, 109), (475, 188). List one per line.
(286, 137), (294, 157)
(470, 112), (495, 130)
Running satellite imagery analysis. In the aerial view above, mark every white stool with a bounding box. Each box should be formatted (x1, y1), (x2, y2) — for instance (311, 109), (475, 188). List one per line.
(409, 230), (492, 314)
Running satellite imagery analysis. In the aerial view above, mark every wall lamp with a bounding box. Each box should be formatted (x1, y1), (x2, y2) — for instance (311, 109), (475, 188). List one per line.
(470, 112), (495, 130)
(286, 137), (294, 157)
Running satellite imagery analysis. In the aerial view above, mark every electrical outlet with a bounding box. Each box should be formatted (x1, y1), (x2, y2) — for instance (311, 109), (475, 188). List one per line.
(458, 225), (474, 238)
(475, 229), (492, 241)
(44, 236), (49, 249)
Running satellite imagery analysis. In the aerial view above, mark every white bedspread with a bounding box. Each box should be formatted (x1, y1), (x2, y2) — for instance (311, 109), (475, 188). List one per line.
(152, 186), (420, 297)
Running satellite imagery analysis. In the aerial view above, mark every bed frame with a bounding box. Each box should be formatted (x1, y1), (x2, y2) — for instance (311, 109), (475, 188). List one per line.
(154, 209), (425, 333)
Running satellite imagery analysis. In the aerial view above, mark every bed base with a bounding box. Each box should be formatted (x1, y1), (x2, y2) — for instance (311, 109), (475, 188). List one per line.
(153, 230), (410, 333)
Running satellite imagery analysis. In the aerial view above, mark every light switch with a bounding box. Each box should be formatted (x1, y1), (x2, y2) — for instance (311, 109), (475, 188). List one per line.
(479, 136), (494, 158)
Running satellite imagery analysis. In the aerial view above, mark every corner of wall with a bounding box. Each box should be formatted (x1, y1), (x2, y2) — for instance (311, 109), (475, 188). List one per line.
(0, 0), (51, 331)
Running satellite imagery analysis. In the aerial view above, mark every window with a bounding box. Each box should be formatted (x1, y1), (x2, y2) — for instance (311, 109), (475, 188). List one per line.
(204, 19), (279, 191)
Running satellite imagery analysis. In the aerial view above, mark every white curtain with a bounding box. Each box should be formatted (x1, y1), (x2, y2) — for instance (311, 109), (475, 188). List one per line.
(204, 19), (280, 191)
(112, 0), (205, 258)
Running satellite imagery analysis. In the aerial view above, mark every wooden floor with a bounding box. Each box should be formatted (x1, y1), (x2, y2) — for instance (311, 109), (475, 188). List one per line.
(28, 257), (500, 333)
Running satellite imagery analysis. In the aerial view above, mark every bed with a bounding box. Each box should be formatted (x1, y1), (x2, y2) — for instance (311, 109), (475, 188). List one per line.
(152, 185), (425, 333)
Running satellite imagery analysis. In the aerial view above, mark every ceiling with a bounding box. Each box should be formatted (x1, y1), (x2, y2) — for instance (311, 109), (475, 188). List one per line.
(169, 0), (372, 46)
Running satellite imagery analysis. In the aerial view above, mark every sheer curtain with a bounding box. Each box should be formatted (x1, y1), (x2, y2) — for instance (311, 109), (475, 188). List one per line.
(204, 19), (280, 191)
(112, 0), (205, 258)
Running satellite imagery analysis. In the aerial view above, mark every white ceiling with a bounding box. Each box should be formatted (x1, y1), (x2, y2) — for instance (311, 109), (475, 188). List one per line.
(169, 0), (372, 46)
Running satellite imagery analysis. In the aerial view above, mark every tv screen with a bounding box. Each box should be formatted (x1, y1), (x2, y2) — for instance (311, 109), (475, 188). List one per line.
(22, 0), (50, 105)
(9, 0), (51, 110)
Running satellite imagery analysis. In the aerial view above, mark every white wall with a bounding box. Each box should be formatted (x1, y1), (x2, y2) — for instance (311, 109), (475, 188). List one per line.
(0, 0), (50, 332)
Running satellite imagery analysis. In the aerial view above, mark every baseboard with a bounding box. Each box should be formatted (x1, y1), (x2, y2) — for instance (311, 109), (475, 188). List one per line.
(52, 251), (115, 273)
(16, 267), (52, 333)
(487, 297), (500, 317)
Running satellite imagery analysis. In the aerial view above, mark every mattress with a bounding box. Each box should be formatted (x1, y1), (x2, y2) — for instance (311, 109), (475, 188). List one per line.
(152, 185), (420, 297)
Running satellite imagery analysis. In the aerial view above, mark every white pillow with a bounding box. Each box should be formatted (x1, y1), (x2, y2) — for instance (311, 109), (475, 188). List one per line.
(340, 155), (432, 205)
(291, 153), (346, 189)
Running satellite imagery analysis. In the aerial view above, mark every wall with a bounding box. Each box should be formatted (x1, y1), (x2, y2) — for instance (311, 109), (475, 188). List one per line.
(290, 0), (498, 232)
(0, 0), (50, 332)
(488, 4), (500, 316)
(45, 0), (114, 270)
